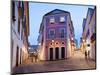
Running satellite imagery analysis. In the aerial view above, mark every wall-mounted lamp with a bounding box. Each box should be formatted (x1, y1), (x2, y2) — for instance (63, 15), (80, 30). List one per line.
(52, 40), (54, 42)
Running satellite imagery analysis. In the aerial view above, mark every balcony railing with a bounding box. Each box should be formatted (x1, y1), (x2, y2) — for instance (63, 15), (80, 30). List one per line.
(48, 33), (67, 39)
(58, 33), (67, 38)
(48, 34), (56, 39)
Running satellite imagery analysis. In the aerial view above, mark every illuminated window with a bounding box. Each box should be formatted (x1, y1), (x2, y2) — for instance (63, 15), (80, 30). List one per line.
(50, 17), (55, 24)
(60, 16), (65, 22)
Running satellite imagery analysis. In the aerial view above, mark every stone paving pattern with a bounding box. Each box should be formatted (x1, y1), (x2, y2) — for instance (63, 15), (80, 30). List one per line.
(13, 50), (96, 74)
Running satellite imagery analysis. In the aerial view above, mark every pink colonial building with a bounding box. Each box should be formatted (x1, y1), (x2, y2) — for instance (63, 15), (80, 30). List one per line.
(38, 9), (75, 60)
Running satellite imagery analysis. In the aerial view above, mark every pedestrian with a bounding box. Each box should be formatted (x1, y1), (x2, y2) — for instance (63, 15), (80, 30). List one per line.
(85, 50), (87, 59)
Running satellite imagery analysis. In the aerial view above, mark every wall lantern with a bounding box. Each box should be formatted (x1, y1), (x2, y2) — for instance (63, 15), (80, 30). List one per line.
(52, 40), (54, 42)
(38, 43), (41, 45)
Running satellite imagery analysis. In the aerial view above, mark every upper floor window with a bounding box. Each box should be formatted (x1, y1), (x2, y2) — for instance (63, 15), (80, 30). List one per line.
(12, 1), (16, 21)
(59, 28), (65, 38)
(50, 17), (55, 24)
(18, 2), (24, 19)
(60, 28), (65, 34)
(60, 16), (65, 22)
(86, 29), (90, 38)
(18, 18), (20, 34)
(49, 29), (55, 38)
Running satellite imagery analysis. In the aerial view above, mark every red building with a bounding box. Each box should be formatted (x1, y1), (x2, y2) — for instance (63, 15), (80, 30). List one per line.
(38, 9), (75, 60)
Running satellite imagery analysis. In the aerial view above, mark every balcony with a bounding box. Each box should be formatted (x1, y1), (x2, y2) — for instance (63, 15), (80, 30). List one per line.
(58, 33), (67, 38)
(48, 33), (67, 39)
(48, 34), (56, 39)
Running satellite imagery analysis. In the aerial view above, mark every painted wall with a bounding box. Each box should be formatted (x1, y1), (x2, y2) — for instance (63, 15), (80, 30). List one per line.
(11, 2), (29, 71)
(89, 8), (96, 60)
(38, 10), (74, 60)
(11, 2), (23, 69)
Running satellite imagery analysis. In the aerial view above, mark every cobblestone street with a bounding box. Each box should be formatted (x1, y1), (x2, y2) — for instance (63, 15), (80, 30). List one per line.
(13, 50), (96, 74)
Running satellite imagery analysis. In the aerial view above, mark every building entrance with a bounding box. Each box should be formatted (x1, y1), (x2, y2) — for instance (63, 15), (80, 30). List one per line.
(61, 47), (65, 59)
(49, 48), (53, 60)
(55, 47), (59, 60)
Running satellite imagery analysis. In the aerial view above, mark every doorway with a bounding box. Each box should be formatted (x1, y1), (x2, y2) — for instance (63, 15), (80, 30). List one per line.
(49, 48), (53, 60)
(61, 47), (65, 59)
(16, 46), (19, 67)
(55, 47), (59, 60)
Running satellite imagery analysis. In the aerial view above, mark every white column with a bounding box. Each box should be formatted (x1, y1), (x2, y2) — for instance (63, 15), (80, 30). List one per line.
(53, 48), (55, 60)
(59, 47), (61, 59)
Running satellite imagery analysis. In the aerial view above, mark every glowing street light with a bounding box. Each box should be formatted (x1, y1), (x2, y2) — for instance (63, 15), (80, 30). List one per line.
(52, 40), (54, 42)
(83, 39), (85, 42)
(38, 43), (41, 45)
(71, 37), (73, 41)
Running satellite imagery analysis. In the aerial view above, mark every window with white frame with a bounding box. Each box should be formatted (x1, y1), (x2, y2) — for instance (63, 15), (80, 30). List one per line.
(50, 17), (55, 24)
(60, 16), (65, 22)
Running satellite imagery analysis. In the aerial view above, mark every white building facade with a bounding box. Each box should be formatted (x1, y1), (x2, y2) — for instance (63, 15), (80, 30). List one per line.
(11, 1), (30, 73)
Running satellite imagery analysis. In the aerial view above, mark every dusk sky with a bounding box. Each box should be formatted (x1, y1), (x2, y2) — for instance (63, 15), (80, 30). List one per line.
(28, 2), (94, 47)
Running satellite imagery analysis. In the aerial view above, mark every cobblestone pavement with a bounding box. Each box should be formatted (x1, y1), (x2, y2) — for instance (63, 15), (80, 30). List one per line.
(13, 50), (96, 74)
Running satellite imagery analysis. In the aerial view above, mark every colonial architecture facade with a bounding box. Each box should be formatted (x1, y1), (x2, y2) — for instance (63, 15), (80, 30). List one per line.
(38, 9), (75, 61)
(11, 1), (30, 72)
(81, 7), (96, 60)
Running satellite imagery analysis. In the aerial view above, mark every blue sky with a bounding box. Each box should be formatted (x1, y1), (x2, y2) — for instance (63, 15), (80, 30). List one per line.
(28, 2), (94, 47)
